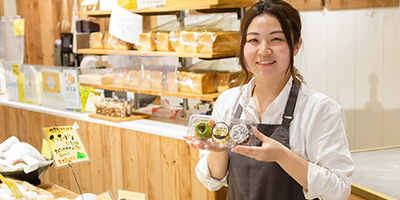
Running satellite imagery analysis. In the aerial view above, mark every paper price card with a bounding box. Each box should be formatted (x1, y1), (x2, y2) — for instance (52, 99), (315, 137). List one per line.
(118, 190), (146, 200)
(42, 71), (61, 93)
(43, 124), (89, 168)
(13, 19), (25, 36)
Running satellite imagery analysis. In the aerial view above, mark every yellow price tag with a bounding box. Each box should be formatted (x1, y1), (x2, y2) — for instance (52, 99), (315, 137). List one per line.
(12, 64), (20, 75)
(13, 19), (25, 36)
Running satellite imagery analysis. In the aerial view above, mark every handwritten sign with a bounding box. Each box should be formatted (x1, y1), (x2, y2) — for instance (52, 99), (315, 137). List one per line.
(94, 191), (114, 200)
(13, 19), (25, 36)
(109, 6), (142, 44)
(43, 125), (89, 168)
(118, 190), (146, 200)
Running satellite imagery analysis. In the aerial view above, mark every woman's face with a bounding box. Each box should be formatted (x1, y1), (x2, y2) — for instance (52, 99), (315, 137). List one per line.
(244, 14), (297, 82)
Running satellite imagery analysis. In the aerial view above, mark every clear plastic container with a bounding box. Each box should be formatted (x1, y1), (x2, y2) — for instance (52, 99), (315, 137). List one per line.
(186, 114), (257, 148)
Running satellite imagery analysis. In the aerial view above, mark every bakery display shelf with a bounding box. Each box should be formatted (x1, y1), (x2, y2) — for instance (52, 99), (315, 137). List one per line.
(75, 3), (251, 17)
(89, 113), (151, 122)
(77, 48), (237, 59)
(80, 83), (221, 101)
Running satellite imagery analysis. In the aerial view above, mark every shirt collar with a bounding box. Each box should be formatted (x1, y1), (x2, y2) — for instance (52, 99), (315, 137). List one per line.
(238, 76), (294, 114)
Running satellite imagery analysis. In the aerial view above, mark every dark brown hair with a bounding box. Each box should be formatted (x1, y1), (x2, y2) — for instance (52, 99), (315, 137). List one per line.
(238, 0), (304, 85)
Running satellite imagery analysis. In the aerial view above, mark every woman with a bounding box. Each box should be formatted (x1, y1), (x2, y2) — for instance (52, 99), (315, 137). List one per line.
(186, 0), (354, 199)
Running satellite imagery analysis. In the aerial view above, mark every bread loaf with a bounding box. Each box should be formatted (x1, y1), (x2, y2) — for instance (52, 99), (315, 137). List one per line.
(151, 70), (163, 90)
(138, 32), (156, 51)
(142, 70), (152, 89)
(127, 70), (141, 88)
(178, 71), (217, 94)
(166, 72), (178, 92)
(169, 31), (181, 52)
(198, 31), (239, 53)
(216, 71), (244, 92)
(103, 33), (115, 49)
(176, 31), (199, 53)
(90, 32), (103, 49)
(156, 32), (174, 51)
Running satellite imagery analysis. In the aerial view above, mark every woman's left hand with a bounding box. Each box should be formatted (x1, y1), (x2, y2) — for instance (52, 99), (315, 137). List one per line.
(231, 127), (287, 162)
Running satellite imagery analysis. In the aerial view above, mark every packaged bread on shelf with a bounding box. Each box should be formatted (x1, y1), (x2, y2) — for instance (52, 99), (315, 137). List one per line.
(79, 73), (113, 85)
(166, 72), (178, 92)
(198, 31), (239, 53)
(90, 32), (103, 49)
(178, 70), (217, 94)
(142, 70), (152, 89)
(103, 33), (134, 50)
(126, 70), (141, 88)
(176, 30), (200, 53)
(137, 32), (156, 51)
(156, 32), (174, 51)
(178, 58), (245, 94)
(169, 30), (181, 52)
(216, 71), (245, 92)
(150, 70), (163, 91)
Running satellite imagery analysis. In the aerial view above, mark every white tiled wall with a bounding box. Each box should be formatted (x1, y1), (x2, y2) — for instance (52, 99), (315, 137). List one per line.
(298, 7), (400, 150)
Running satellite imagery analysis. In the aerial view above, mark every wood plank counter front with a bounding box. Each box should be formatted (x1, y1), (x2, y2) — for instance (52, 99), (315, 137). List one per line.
(0, 100), (227, 200)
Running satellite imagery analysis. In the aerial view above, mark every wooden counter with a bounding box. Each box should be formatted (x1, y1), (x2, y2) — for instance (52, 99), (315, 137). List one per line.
(0, 100), (227, 200)
(38, 183), (78, 199)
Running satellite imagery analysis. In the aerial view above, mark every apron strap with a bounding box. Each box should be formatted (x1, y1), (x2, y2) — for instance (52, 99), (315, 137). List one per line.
(233, 104), (243, 119)
(282, 80), (300, 128)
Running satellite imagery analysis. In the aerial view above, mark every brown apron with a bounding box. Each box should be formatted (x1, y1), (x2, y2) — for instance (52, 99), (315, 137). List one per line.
(227, 81), (307, 200)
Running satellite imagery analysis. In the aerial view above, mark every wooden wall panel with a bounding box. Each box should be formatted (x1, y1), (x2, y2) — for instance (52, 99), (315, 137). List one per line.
(88, 122), (106, 194)
(285, 0), (323, 11)
(326, 0), (399, 10)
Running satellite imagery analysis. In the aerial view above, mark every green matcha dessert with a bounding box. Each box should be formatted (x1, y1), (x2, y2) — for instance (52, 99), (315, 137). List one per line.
(195, 121), (212, 140)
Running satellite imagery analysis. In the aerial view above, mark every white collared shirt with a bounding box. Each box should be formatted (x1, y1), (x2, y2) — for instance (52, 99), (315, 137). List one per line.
(195, 77), (354, 200)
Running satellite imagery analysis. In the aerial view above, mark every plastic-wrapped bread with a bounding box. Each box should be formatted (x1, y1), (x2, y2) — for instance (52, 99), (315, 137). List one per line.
(137, 32), (156, 51)
(90, 32), (103, 49)
(216, 71), (244, 92)
(166, 72), (178, 92)
(151, 70), (163, 90)
(116, 39), (134, 50)
(198, 31), (239, 53)
(178, 71), (217, 94)
(103, 33), (115, 49)
(127, 70), (141, 88)
(103, 33), (134, 50)
(176, 31), (200, 53)
(156, 32), (174, 51)
(169, 31), (181, 52)
(142, 70), (152, 89)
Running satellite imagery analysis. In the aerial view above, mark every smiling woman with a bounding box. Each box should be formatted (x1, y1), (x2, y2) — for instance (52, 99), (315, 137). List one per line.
(186, 1), (354, 199)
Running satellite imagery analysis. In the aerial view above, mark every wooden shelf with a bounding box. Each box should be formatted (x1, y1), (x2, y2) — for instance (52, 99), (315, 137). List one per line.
(77, 48), (237, 59)
(80, 83), (221, 101)
(75, 3), (252, 17)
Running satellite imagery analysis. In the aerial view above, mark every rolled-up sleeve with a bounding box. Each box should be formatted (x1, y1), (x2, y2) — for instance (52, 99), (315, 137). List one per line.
(195, 150), (228, 191)
(302, 99), (354, 200)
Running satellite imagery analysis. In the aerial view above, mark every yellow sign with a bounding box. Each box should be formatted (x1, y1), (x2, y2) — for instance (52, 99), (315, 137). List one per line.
(12, 64), (20, 75)
(118, 190), (146, 200)
(13, 19), (25, 36)
(42, 71), (60, 93)
(94, 191), (114, 200)
(43, 125), (89, 168)
(41, 139), (52, 160)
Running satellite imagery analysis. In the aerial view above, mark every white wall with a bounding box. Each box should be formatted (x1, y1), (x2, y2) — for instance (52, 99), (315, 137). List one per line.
(297, 7), (400, 150)
(3, 0), (17, 16)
